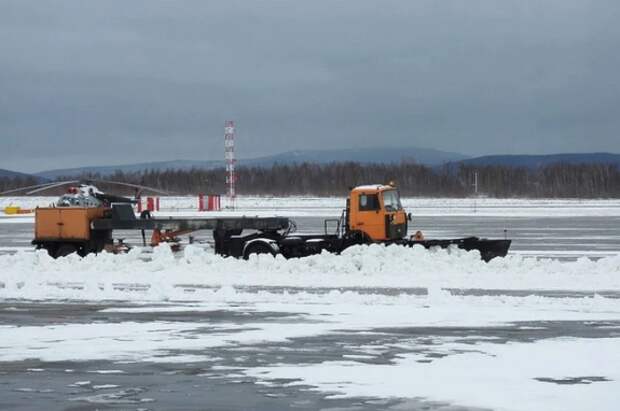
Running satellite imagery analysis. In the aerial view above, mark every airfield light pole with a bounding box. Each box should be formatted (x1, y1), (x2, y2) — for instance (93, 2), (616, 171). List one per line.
(473, 171), (479, 213)
(224, 120), (236, 209)
(473, 171), (479, 195)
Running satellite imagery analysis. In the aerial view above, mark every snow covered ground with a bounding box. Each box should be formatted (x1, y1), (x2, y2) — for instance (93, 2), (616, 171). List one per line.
(1, 196), (619, 410)
(3, 195), (620, 218)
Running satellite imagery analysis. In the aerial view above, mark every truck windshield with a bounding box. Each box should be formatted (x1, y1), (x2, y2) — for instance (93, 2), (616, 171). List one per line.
(382, 190), (402, 211)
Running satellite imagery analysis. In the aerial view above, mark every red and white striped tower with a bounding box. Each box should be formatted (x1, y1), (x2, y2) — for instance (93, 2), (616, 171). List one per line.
(224, 120), (236, 209)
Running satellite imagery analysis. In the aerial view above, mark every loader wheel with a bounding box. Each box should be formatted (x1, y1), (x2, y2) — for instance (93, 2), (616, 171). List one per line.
(243, 243), (275, 260)
(55, 244), (77, 258)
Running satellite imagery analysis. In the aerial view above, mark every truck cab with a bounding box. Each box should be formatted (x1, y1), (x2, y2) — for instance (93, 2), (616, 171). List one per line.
(348, 184), (408, 241)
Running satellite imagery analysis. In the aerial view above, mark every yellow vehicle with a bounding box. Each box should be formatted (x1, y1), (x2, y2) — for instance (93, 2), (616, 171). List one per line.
(3, 206), (33, 214)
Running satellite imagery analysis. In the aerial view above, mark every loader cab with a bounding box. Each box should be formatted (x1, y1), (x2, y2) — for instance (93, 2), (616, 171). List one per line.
(348, 184), (408, 241)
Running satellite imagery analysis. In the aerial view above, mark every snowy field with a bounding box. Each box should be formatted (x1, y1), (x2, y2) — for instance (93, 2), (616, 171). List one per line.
(3, 195), (620, 218)
(1, 196), (620, 410)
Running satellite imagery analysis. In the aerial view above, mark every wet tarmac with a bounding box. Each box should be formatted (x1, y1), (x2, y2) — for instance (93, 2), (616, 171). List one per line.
(2, 301), (617, 411)
(0, 301), (501, 411)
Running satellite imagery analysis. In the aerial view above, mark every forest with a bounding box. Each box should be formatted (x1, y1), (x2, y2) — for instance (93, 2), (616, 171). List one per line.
(1, 162), (619, 198)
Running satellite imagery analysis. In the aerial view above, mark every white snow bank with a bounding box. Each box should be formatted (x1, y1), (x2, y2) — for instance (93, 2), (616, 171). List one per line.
(1, 244), (619, 301)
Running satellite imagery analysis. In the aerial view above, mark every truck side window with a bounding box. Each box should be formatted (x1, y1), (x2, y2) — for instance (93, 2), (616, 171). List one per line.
(359, 194), (380, 211)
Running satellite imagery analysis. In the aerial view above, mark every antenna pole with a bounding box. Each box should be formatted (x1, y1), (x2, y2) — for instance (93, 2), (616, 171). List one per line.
(474, 171), (479, 195)
(224, 120), (236, 209)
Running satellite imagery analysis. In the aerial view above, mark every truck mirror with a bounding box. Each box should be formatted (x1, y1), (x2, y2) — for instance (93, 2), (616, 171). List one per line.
(407, 213), (413, 221)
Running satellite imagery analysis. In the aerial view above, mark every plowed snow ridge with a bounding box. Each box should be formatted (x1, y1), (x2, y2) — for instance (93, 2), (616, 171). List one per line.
(1, 244), (619, 300)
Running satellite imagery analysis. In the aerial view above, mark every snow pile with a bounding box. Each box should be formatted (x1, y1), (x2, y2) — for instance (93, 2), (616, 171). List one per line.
(1, 244), (619, 301)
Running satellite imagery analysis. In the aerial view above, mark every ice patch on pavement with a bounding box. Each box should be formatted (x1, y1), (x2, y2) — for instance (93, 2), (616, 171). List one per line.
(1, 244), (619, 301)
(2, 285), (619, 410)
(2, 293), (620, 364)
(93, 384), (120, 390)
(69, 381), (91, 387)
(243, 337), (620, 411)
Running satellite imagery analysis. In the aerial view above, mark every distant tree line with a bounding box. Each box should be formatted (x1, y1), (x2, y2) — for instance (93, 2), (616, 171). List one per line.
(2, 162), (619, 198)
(0, 175), (40, 193)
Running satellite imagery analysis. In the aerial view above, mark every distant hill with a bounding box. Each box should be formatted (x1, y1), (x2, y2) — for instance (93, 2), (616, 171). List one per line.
(35, 160), (220, 180)
(32, 150), (620, 180)
(35, 146), (469, 178)
(0, 168), (45, 181)
(252, 147), (468, 166)
(456, 152), (620, 169)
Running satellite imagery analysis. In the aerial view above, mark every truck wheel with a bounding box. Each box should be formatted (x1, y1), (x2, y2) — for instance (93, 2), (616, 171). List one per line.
(243, 242), (275, 260)
(55, 244), (77, 258)
(41, 244), (57, 258)
(347, 230), (371, 244)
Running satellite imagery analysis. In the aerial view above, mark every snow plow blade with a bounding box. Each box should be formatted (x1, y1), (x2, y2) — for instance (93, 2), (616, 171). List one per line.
(410, 237), (511, 262)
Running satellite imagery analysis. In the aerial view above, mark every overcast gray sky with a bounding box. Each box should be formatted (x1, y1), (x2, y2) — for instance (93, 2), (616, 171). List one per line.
(1, 0), (619, 172)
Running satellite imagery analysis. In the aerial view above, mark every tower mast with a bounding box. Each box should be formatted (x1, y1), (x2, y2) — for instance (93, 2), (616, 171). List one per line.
(224, 120), (236, 209)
